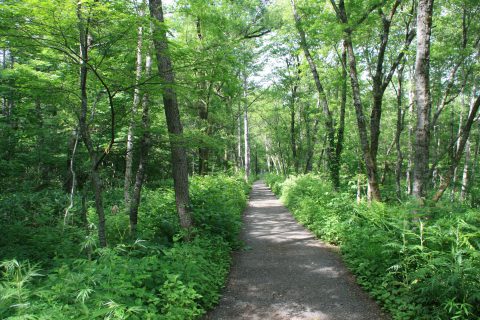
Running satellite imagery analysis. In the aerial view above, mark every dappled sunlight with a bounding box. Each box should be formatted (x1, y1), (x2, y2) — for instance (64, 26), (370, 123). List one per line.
(207, 181), (386, 320)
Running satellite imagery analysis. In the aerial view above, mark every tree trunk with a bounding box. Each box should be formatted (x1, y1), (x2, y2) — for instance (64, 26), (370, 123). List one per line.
(129, 45), (152, 237)
(77, 2), (107, 247)
(149, 0), (192, 231)
(432, 94), (480, 202)
(395, 64), (405, 200)
(291, 0), (337, 188)
(304, 98), (321, 173)
(243, 74), (251, 180)
(329, 0), (382, 200)
(469, 129), (480, 206)
(451, 99), (465, 201)
(344, 34), (382, 201)
(290, 102), (297, 173)
(406, 73), (415, 195)
(413, 0), (434, 199)
(237, 104), (243, 171)
(2, 49), (7, 116)
(333, 41), (347, 185)
(459, 139), (470, 201)
(196, 18), (210, 175)
(125, 8), (144, 207)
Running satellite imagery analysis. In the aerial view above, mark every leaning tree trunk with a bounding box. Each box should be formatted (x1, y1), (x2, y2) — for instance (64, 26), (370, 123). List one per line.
(432, 95), (480, 202)
(329, 0), (381, 200)
(412, 0), (434, 200)
(291, 0), (338, 188)
(344, 34), (382, 201)
(149, 0), (192, 230)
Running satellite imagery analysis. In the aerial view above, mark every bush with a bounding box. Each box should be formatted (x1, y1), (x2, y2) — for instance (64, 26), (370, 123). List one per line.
(266, 174), (480, 320)
(1, 175), (250, 319)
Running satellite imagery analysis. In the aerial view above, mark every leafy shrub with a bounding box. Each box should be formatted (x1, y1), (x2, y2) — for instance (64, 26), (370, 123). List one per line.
(263, 173), (286, 195)
(266, 174), (480, 320)
(190, 175), (246, 246)
(1, 175), (249, 319)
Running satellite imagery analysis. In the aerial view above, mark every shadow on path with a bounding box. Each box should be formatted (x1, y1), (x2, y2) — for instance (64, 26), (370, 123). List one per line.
(205, 181), (388, 320)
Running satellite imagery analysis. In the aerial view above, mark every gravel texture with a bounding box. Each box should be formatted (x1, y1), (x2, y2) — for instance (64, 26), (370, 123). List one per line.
(205, 181), (388, 320)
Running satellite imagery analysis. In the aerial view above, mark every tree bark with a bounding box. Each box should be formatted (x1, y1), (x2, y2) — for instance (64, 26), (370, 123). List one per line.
(243, 74), (251, 180)
(369, 0), (415, 164)
(459, 139), (470, 201)
(413, 0), (434, 199)
(129, 44), (152, 237)
(149, 0), (192, 231)
(394, 64), (406, 200)
(329, 0), (381, 200)
(333, 41), (347, 184)
(344, 34), (382, 201)
(77, 2), (107, 247)
(125, 7), (144, 207)
(432, 94), (480, 202)
(237, 104), (244, 171)
(196, 18), (211, 175)
(291, 0), (338, 188)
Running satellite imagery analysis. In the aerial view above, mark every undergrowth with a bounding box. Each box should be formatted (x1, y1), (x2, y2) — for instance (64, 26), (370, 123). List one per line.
(0, 174), (249, 319)
(264, 173), (480, 320)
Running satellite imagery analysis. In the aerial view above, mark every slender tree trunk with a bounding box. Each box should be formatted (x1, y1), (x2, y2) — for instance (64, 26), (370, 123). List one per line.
(125, 9), (144, 207)
(196, 18), (210, 175)
(291, 0), (337, 187)
(459, 139), (470, 201)
(290, 102), (297, 173)
(413, 0), (434, 200)
(369, 0), (412, 163)
(333, 41), (347, 183)
(469, 129), (480, 206)
(129, 45), (152, 237)
(395, 64), (405, 200)
(77, 3), (107, 247)
(344, 34), (382, 201)
(329, 0), (382, 200)
(243, 74), (251, 180)
(2, 49), (6, 116)
(149, 0), (192, 230)
(265, 136), (273, 173)
(304, 98), (321, 173)
(7, 51), (14, 117)
(406, 73), (415, 195)
(237, 104), (243, 171)
(451, 99), (465, 201)
(432, 95), (480, 202)
(64, 129), (80, 225)
(287, 55), (301, 173)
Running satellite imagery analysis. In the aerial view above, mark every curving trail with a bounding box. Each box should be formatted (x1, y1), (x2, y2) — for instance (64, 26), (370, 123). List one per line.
(206, 181), (388, 320)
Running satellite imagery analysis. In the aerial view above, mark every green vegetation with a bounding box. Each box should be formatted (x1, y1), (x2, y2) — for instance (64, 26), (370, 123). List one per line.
(265, 174), (480, 319)
(1, 0), (480, 318)
(1, 175), (249, 319)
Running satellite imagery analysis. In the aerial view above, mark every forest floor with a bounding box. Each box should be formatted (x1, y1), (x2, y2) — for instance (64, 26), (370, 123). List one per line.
(206, 181), (388, 320)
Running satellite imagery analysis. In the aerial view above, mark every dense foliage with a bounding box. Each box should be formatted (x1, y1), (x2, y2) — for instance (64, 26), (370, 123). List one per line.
(265, 174), (480, 319)
(0, 175), (249, 319)
(2, 0), (480, 318)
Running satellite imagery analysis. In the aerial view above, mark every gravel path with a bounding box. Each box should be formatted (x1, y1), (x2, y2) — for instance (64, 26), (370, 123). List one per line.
(206, 181), (388, 320)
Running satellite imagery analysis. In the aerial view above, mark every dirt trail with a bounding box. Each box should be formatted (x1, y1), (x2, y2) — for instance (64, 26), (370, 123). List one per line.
(206, 181), (388, 320)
